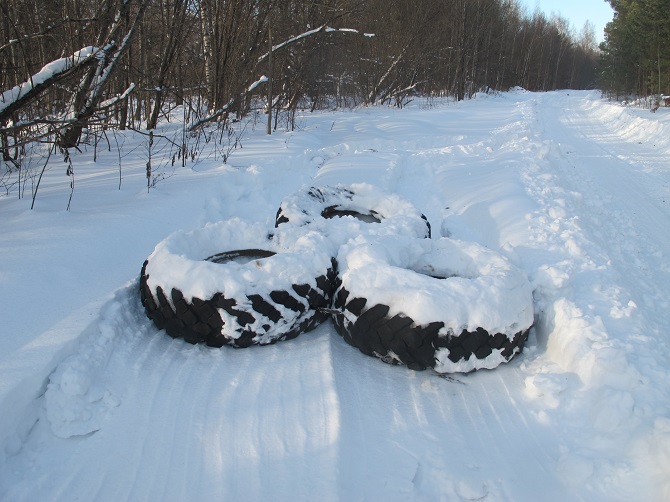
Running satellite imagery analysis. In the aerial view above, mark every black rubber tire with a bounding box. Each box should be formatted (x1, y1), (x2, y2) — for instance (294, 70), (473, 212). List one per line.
(331, 286), (530, 371)
(330, 236), (534, 373)
(139, 219), (337, 347)
(275, 183), (431, 239)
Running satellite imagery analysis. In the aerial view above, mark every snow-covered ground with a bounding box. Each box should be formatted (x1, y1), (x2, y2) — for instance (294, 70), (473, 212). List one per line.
(1, 90), (668, 501)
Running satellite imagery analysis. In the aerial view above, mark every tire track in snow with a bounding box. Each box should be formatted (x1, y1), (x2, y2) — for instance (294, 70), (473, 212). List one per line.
(1, 285), (343, 501)
(328, 331), (574, 501)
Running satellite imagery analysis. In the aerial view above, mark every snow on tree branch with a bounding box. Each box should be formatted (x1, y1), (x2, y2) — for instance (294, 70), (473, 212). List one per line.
(326, 27), (374, 37)
(188, 75), (269, 132)
(0, 46), (101, 122)
(98, 83), (137, 109)
(257, 26), (374, 64)
(257, 25), (326, 64)
(247, 76), (269, 93)
(369, 47), (408, 104)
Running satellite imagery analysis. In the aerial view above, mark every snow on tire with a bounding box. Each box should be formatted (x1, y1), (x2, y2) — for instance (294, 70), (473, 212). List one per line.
(275, 183), (431, 240)
(139, 218), (336, 348)
(331, 235), (534, 373)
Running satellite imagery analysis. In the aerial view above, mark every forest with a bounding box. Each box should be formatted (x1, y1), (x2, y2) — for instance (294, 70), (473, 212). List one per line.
(0, 0), (603, 160)
(599, 0), (670, 103)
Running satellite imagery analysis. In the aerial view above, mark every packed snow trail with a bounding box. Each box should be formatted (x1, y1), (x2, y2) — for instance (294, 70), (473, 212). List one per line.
(1, 91), (669, 501)
(520, 92), (670, 498)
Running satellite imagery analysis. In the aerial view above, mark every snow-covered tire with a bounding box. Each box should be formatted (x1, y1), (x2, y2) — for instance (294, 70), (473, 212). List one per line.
(331, 235), (534, 373)
(139, 219), (336, 348)
(275, 183), (431, 240)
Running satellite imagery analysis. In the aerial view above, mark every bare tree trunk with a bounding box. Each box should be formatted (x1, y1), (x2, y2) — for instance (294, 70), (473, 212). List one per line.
(454, 1), (468, 101)
(59, 0), (147, 147)
(198, 0), (213, 108)
(147, 0), (189, 130)
(267, 22), (273, 135)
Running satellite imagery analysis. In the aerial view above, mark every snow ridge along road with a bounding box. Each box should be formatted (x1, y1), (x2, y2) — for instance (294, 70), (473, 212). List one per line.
(0, 90), (668, 501)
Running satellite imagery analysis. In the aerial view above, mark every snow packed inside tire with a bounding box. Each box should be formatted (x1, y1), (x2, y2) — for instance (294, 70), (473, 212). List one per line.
(331, 235), (534, 373)
(275, 183), (431, 241)
(139, 218), (336, 347)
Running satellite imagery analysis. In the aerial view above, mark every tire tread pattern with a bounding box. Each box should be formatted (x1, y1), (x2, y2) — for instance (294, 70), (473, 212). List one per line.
(140, 258), (336, 348)
(332, 284), (529, 372)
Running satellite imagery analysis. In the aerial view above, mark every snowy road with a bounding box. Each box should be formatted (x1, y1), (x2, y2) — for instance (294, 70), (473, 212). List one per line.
(536, 92), (670, 346)
(1, 91), (668, 501)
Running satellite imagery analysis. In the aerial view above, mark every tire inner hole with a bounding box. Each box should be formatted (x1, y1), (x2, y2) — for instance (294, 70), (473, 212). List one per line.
(206, 249), (276, 265)
(410, 264), (458, 280)
(321, 206), (381, 223)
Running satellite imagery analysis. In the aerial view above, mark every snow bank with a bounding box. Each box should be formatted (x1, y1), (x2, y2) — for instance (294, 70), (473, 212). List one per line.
(583, 96), (670, 153)
(45, 297), (126, 438)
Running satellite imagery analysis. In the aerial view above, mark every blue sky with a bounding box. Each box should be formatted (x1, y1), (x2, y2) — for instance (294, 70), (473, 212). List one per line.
(519, 0), (615, 42)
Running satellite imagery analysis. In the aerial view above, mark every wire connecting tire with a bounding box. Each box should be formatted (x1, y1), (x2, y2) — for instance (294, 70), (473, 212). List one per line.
(331, 235), (534, 373)
(275, 183), (431, 240)
(140, 219), (336, 347)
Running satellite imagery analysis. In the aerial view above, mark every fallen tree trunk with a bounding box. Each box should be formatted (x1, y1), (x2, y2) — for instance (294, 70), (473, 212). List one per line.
(0, 47), (100, 125)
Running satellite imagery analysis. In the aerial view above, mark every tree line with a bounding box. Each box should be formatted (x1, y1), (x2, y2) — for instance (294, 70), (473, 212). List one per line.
(1, 0), (599, 158)
(599, 0), (670, 102)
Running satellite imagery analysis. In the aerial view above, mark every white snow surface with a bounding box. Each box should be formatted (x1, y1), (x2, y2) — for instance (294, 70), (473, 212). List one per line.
(1, 90), (669, 501)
